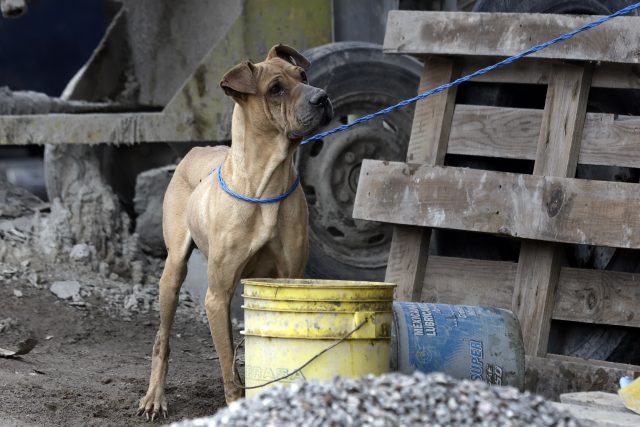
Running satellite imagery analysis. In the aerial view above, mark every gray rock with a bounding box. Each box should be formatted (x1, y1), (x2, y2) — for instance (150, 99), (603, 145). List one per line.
(69, 243), (93, 262)
(134, 165), (175, 257)
(50, 280), (81, 300)
(0, 177), (44, 219)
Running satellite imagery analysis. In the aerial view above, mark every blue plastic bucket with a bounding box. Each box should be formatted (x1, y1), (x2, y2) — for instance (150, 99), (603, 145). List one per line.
(391, 302), (525, 388)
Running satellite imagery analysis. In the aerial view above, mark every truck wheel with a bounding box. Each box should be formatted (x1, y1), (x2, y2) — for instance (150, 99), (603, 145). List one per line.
(301, 42), (422, 280)
(473, 0), (639, 14)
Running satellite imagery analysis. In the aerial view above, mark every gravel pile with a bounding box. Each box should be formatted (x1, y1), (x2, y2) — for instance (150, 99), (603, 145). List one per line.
(171, 372), (581, 427)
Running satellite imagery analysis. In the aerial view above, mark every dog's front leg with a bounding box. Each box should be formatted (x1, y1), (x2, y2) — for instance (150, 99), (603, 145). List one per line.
(138, 247), (191, 420)
(205, 255), (245, 403)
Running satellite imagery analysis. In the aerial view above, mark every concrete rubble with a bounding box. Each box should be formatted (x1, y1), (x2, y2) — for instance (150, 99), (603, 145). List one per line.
(171, 372), (581, 427)
(134, 165), (175, 257)
(1, 260), (205, 324)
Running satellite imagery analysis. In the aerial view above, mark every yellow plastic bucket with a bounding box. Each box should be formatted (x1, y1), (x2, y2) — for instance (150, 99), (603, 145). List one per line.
(241, 279), (395, 397)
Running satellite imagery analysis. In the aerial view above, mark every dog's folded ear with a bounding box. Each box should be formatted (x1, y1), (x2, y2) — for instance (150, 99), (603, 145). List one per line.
(220, 61), (257, 98)
(266, 44), (310, 69)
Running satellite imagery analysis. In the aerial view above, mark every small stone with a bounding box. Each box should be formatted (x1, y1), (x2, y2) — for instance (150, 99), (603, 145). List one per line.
(28, 272), (38, 287)
(1, 266), (18, 277)
(50, 280), (81, 300)
(13, 289), (22, 297)
(69, 243), (93, 262)
(130, 260), (144, 284)
(20, 260), (30, 268)
(98, 262), (109, 277)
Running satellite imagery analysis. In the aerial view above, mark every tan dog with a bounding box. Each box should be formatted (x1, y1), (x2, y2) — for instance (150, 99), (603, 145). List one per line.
(137, 44), (333, 420)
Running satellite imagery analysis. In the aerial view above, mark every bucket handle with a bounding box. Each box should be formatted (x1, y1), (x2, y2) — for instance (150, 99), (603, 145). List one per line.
(232, 317), (371, 391)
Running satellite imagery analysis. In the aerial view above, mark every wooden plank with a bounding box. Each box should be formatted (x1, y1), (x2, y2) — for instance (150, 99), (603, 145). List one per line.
(514, 63), (592, 356)
(353, 161), (640, 249)
(406, 57), (460, 164)
(421, 256), (515, 308)
(553, 401), (640, 427)
(515, 241), (562, 355)
(554, 268), (640, 327)
(386, 227), (431, 301)
(525, 354), (640, 401)
(448, 106), (640, 168)
(420, 256), (640, 329)
(386, 57), (460, 302)
(560, 391), (628, 411)
(459, 57), (640, 89)
(448, 105), (540, 160)
(531, 64), (592, 177)
(384, 11), (640, 64)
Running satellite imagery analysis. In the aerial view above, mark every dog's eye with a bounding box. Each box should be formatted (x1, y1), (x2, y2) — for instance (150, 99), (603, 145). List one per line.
(269, 83), (283, 96)
(300, 71), (308, 84)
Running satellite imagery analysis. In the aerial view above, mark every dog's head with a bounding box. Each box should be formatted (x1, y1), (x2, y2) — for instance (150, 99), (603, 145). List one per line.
(220, 44), (333, 142)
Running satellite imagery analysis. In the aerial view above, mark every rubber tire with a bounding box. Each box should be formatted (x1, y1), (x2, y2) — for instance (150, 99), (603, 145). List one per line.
(473, 0), (639, 14)
(301, 42), (422, 281)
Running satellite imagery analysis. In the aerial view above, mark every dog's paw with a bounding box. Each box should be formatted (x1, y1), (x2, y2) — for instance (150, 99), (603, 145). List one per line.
(137, 388), (168, 422)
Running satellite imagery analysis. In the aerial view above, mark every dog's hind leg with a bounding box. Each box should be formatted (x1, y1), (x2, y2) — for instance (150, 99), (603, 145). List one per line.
(138, 176), (194, 421)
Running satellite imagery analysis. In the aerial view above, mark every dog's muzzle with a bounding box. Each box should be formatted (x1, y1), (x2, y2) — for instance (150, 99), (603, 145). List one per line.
(309, 89), (333, 126)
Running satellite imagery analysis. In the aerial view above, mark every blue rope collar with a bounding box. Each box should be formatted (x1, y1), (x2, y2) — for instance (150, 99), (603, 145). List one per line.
(216, 165), (301, 204)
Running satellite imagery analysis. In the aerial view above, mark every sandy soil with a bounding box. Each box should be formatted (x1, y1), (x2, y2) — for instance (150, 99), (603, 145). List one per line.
(0, 264), (229, 427)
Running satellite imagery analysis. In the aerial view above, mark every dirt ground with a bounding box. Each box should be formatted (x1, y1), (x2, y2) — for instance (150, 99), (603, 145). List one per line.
(0, 262), (230, 427)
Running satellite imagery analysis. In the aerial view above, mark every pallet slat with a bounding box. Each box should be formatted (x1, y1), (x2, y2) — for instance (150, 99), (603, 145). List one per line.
(420, 256), (640, 329)
(449, 106), (640, 168)
(513, 63), (591, 356)
(384, 11), (640, 64)
(459, 57), (640, 89)
(353, 161), (640, 249)
(386, 57), (460, 302)
(526, 354), (640, 400)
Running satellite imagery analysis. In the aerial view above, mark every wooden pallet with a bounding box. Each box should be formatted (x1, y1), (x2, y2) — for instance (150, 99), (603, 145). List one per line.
(353, 10), (640, 399)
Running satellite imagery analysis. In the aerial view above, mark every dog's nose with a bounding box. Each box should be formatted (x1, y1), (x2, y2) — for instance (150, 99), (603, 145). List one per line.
(309, 90), (329, 107)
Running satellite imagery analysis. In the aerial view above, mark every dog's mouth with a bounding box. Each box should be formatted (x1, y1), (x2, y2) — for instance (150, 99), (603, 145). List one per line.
(287, 99), (334, 142)
(320, 100), (333, 126)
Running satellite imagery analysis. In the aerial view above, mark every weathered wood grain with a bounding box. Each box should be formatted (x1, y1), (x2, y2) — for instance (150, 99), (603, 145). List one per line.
(386, 227), (431, 301)
(384, 11), (640, 64)
(386, 57), (460, 302)
(525, 354), (640, 401)
(459, 57), (640, 89)
(353, 161), (640, 249)
(406, 57), (460, 165)
(513, 63), (591, 356)
(448, 106), (640, 168)
(554, 268), (640, 327)
(420, 256), (640, 329)
(421, 256), (516, 307)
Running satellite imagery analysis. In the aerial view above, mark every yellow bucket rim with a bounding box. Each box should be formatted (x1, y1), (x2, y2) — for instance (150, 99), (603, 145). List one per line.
(241, 278), (397, 288)
(241, 305), (393, 314)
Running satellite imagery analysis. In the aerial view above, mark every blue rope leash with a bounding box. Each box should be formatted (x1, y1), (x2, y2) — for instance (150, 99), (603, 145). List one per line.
(301, 2), (640, 146)
(219, 3), (639, 203)
(217, 166), (301, 204)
